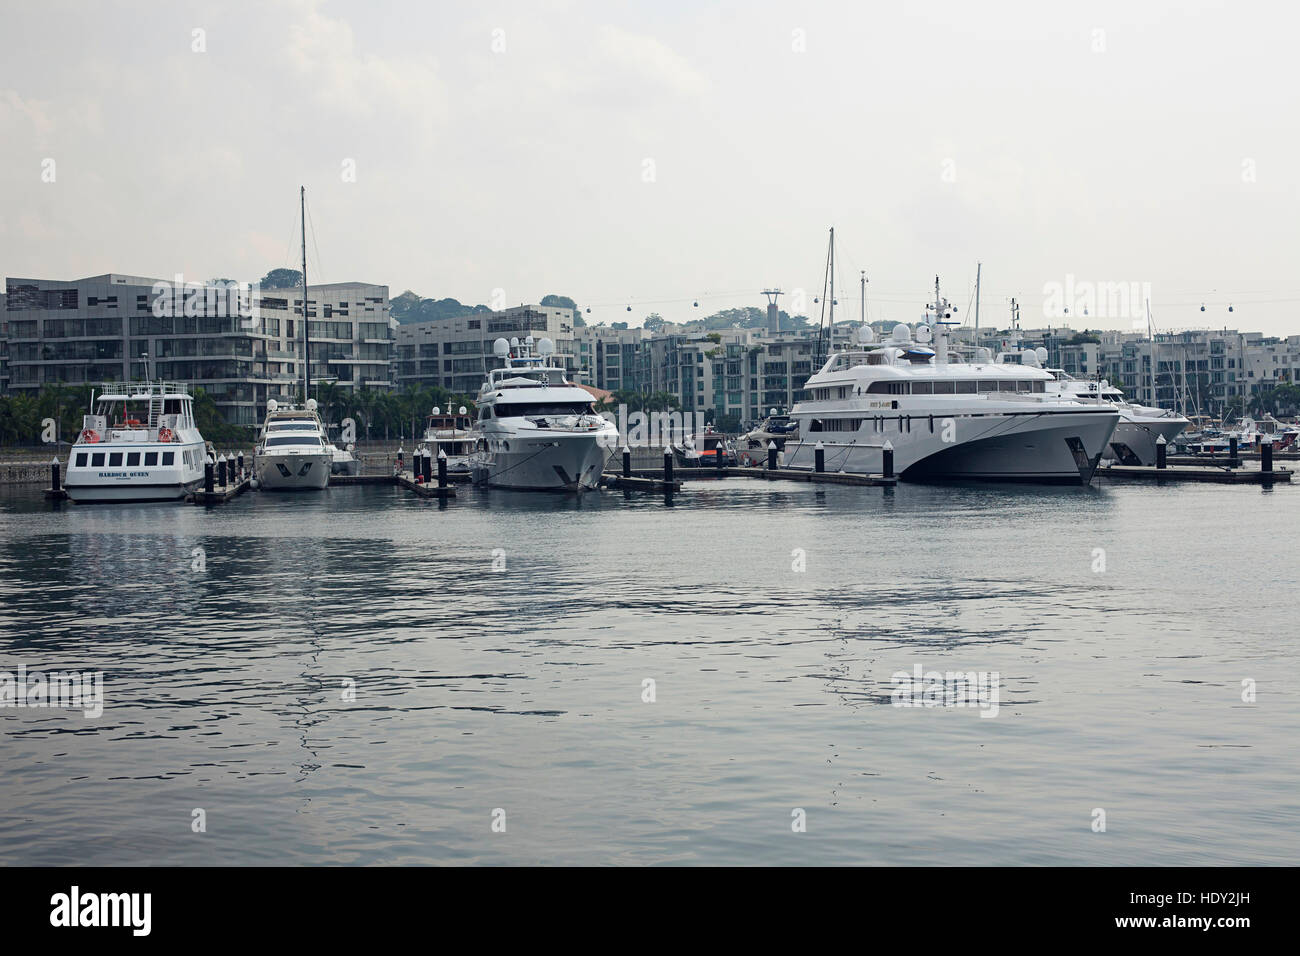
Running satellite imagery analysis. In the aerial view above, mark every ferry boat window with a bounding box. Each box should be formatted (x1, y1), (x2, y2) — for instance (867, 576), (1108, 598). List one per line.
(955, 381), (977, 394)
(162, 452), (175, 465)
(92, 453), (105, 467)
(912, 382), (934, 394)
(109, 453), (123, 467)
(127, 453), (141, 466)
(145, 452), (158, 465)
(76, 453), (88, 467)
(933, 381), (956, 394)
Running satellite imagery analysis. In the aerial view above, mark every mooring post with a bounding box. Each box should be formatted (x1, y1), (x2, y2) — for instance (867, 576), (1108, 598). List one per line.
(218, 454), (228, 488)
(622, 445), (631, 478)
(1262, 440), (1273, 473)
(204, 456), (214, 494)
(51, 457), (61, 492)
(882, 440), (894, 479)
(437, 448), (448, 488)
(237, 451), (245, 477)
(1229, 435), (1239, 468)
(1156, 434), (1167, 470)
(767, 441), (777, 470)
(814, 441), (825, 473)
(396, 445), (405, 475)
(663, 448), (674, 485)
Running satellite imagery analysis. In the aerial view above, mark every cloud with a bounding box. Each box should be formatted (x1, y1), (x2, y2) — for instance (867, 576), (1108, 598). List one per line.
(594, 24), (709, 99)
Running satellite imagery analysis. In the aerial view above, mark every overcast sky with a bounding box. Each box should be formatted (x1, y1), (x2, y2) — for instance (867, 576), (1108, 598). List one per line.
(2, 0), (1297, 335)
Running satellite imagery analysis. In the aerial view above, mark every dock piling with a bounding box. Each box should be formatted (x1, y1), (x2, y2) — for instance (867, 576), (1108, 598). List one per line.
(883, 440), (895, 479)
(814, 441), (825, 473)
(437, 448), (448, 488)
(50, 457), (61, 492)
(204, 457), (214, 494)
(1229, 436), (1239, 468)
(663, 448), (674, 485)
(1263, 441), (1274, 473)
(217, 454), (228, 488)
(622, 446), (631, 478)
(1156, 435), (1167, 470)
(767, 441), (777, 470)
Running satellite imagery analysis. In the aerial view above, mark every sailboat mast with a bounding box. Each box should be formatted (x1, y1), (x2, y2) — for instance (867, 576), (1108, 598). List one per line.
(974, 262), (981, 335)
(1146, 299), (1156, 407)
(301, 185), (310, 402)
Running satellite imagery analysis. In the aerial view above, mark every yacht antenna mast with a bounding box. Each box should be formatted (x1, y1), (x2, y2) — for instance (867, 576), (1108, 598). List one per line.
(974, 262), (981, 334)
(815, 227), (835, 367)
(301, 185), (310, 403)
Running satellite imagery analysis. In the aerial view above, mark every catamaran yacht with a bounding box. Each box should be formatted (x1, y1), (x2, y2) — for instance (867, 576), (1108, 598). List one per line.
(469, 335), (617, 491)
(1017, 362), (1189, 465)
(63, 382), (208, 503)
(421, 406), (475, 473)
(781, 286), (1120, 483)
(254, 398), (332, 490)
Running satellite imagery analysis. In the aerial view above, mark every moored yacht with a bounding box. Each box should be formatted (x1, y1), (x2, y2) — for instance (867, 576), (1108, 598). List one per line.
(64, 382), (208, 503)
(422, 405), (475, 473)
(1032, 363), (1189, 465)
(737, 411), (799, 456)
(469, 335), (617, 491)
(781, 281), (1120, 483)
(255, 399), (332, 490)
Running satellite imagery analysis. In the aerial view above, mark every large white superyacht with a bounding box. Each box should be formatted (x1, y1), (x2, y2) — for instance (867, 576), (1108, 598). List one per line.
(469, 335), (617, 491)
(781, 282), (1120, 483)
(63, 382), (208, 503)
(254, 398), (332, 490)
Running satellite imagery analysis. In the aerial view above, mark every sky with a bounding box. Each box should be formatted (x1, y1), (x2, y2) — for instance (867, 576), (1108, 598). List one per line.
(2, 0), (1298, 335)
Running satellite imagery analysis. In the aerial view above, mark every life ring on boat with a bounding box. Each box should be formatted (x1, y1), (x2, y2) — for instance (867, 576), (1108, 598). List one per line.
(157, 426), (174, 443)
(740, 452), (755, 467)
(125, 418), (142, 427)
(80, 429), (100, 444)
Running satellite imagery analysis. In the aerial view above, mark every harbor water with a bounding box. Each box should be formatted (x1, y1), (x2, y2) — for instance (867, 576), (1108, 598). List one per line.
(0, 478), (1296, 865)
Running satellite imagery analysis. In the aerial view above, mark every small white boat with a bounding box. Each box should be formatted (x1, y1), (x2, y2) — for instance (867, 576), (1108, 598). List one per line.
(64, 382), (208, 503)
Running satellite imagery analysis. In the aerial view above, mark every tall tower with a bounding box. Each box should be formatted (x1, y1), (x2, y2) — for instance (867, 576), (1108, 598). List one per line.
(763, 289), (782, 335)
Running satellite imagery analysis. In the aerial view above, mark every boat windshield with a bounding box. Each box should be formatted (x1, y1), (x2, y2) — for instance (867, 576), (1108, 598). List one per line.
(497, 403), (593, 417)
(265, 435), (324, 448)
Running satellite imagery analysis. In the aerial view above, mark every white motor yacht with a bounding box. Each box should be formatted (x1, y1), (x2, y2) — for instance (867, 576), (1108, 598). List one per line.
(255, 399), (332, 490)
(1036, 365), (1189, 465)
(469, 335), (617, 491)
(64, 382), (208, 503)
(422, 406), (475, 473)
(781, 283), (1120, 484)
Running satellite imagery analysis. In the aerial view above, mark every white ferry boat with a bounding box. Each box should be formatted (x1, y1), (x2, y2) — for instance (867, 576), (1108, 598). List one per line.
(254, 399), (332, 490)
(469, 335), (617, 491)
(64, 382), (208, 503)
(781, 283), (1120, 483)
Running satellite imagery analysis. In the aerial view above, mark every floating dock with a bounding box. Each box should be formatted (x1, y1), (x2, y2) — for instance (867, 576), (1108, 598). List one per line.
(189, 476), (253, 504)
(1097, 464), (1291, 484)
(331, 474), (404, 486)
(602, 473), (682, 492)
(728, 466), (898, 487)
(395, 471), (456, 498)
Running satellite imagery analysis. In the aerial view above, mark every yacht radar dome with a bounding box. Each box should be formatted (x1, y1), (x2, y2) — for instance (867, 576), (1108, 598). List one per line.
(1035, 347), (1048, 363)
(459, 406), (468, 415)
(856, 325), (875, 345)
(306, 398), (318, 412)
(432, 406), (441, 416)
(509, 337), (520, 349)
(537, 337), (556, 357)
(493, 337), (510, 357)
(892, 323), (912, 343)
(915, 325), (933, 343)
(267, 399), (278, 413)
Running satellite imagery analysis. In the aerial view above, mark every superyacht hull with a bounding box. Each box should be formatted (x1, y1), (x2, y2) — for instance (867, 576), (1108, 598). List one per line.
(473, 433), (612, 491)
(785, 409), (1118, 484)
(1108, 418), (1188, 466)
